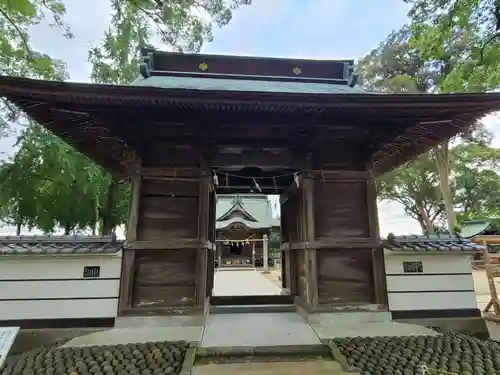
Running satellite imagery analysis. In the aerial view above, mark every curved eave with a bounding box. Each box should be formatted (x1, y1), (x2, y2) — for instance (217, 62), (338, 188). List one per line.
(216, 202), (257, 222)
(2, 76), (500, 174)
(216, 218), (271, 231)
(4, 76), (500, 109)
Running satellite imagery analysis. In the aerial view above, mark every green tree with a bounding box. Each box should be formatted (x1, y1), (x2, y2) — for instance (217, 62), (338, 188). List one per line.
(453, 142), (500, 222)
(358, 24), (497, 232)
(357, 26), (438, 93)
(377, 155), (445, 233)
(0, 0), (70, 134)
(0, 0), (250, 234)
(0, 0), (71, 231)
(405, 0), (500, 231)
(406, 0), (500, 92)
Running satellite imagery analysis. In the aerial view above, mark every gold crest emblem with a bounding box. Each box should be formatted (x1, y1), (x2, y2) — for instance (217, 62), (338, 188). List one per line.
(293, 67), (302, 75)
(199, 62), (208, 71)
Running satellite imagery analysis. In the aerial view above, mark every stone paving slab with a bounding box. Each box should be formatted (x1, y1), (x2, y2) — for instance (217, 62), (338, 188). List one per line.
(201, 313), (321, 347)
(193, 360), (351, 375)
(213, 270), (281, 296)
(62, 327), (204, 347)
(312, 321), (439, 340)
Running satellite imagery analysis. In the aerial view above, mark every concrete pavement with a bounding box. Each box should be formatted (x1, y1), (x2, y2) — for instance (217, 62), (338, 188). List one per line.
(213, 269), (282, 296)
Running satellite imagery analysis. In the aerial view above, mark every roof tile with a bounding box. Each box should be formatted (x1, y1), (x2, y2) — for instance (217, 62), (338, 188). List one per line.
(382, 233), (484, 253)
(0, 235), (122, 256)
(131, 75), (368, 95)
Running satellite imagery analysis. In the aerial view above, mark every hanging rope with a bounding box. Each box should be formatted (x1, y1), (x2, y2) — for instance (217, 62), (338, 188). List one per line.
(218, 233), (256, 245)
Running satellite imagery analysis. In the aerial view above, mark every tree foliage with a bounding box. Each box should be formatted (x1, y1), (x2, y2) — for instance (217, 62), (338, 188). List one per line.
(377, 155), (445, 233)
(0, 0), (70, 134)
(453, 142), (500, 222)
(359, 20), (500, 233)
(0, 0), (249, 234)
(406, 0), (500, 92)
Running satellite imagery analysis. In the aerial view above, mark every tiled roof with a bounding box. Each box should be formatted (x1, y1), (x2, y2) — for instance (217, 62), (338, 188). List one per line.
(215, 194), (279, 230)
(130, 75), (368, 94)
(0, 235), (123, 256)
(461, 219), (497, 238)
(382, 234), (484, 253)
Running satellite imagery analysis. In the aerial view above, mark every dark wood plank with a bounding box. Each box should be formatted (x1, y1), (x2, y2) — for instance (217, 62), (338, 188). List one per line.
(132, 250), (197, 308)
(316, 248), (375, 305)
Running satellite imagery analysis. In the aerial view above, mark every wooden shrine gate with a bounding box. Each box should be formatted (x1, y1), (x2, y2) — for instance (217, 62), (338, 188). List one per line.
(2, 48), (500, 322)
(118, 164), (388, 316)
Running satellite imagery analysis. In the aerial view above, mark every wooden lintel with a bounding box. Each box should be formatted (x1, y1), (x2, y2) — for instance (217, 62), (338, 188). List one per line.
(315, 239), (381, 249)
(320, 170), (371, 180)
(281, 239), (381, 250)
(128, 167), (201, 179)
(216, 184), (288, 191)
(142, 176), (201, 182)
(212, 150), (302, 168)
(125, 240), (215, 250)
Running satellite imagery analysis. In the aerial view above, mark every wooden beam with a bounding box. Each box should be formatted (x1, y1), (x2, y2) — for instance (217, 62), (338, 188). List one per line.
(212, 149), (302, 168)
(125, 239), (215, 250)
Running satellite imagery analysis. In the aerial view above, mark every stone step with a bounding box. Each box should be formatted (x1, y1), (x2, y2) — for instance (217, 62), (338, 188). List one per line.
(209, 304), (296, 314)
(192, 360), (355, 375)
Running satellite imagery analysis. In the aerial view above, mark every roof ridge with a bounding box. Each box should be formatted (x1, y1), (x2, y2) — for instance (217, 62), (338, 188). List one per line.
(0, 235), (120, 244)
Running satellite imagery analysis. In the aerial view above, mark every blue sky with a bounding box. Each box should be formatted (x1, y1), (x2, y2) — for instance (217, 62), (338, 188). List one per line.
(203, 0), (411, 60)
(5, 0), (496, 235)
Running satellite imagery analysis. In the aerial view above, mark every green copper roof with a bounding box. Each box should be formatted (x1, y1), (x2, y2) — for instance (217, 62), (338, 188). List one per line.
(216, 194), (279, 230)
(130, 75), (367, 94)
(461, 220), (492, 238)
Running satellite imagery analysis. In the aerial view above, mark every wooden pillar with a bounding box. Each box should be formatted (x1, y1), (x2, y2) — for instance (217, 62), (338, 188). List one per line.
(263, 234), (269, 272)
(252, 242), (256, 267)
(195, 171), (210, 308)
(118, 168), (141, 315)
(302, 173), (318, 309)
(367, 172), (388, 306)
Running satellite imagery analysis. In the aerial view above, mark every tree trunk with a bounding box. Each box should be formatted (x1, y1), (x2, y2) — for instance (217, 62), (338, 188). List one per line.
(418, 205), (435, 234)
(16, 222), (21, 235)
(100, 177), (119, 236)
(434, 143), (456, 232)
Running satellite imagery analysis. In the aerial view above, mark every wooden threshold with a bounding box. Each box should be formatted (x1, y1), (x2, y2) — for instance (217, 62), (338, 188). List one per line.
(210, 294), (294, 306)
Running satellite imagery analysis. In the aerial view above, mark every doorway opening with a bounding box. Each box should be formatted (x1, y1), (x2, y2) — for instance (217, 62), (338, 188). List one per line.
(210, 192), (291, 306)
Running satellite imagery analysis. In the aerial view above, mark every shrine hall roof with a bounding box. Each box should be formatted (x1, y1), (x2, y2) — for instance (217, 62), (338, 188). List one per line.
(131, 75), (368, 94)
(2, 49), (500, 176)
(216, 194), (279, 230)
(382, 234), (484, 253)
(0, 235), (123, 256)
